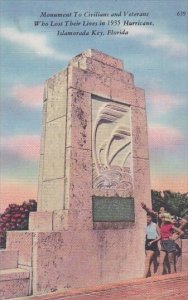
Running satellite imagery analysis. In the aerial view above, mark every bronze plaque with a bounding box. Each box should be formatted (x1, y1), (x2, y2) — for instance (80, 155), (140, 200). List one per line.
(92, 197), (135, 222)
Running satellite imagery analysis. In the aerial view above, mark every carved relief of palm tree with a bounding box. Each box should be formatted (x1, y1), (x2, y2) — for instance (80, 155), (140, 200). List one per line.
(93, 103), (129, 175)
(92, 102), (132, 190)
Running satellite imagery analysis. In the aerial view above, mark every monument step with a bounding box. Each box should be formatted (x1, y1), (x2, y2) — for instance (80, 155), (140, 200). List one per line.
(0, 268), (30, 299)
(0, 249), (18, 269)
(15, 272), (188, 300)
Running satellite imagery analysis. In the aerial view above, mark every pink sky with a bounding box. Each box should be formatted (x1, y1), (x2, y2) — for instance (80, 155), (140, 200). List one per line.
(148, 125), (184, 150)
(151, 175), (188, 194)
(1, 135), (40, 161)
(11, 84), (43, 108)
(1, 181), (38, 213)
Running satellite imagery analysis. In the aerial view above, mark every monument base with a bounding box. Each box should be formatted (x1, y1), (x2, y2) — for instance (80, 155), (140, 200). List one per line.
(6, 227), (145, 296)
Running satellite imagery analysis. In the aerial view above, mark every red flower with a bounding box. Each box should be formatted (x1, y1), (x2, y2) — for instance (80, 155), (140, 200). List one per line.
(11, 218), (17, 223)
(13, 214), (21, 218)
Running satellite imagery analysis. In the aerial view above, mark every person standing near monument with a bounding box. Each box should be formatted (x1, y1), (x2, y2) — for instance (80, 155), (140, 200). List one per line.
(141, 202), (167, 225)
(144, 213), (161, 277)
(179, 214), (188, 230)
(157, 213), (184, 275)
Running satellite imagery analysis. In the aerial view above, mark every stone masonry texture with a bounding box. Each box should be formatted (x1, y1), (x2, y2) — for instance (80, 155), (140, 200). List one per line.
(4, 49), (152, 297)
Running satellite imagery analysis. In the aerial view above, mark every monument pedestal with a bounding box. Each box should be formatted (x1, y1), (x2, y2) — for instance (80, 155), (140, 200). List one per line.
(31, 228), (145, 294)
(6, 227), (145, 295)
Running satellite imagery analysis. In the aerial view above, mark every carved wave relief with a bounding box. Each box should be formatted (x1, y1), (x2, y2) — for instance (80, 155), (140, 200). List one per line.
(92, 100), (133, 192)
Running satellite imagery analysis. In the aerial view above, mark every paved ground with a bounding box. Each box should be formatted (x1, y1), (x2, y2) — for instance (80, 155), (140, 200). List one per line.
(18, 272), (188, 300)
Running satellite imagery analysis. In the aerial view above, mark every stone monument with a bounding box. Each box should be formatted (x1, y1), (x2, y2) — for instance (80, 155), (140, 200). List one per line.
(2, 49), (151, 298)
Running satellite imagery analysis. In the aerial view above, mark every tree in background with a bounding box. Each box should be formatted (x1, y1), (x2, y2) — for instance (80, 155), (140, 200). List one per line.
(151, 190), (165, 212)
(151, 190), (188, 217)
(0, 200), (37, 248)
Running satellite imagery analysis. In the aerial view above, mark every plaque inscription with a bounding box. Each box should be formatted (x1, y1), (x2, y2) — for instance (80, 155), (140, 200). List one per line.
(92, 197), (135, 222)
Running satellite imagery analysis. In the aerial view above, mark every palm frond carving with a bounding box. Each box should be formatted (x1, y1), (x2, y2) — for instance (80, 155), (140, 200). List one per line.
(92, 102), (133, 192)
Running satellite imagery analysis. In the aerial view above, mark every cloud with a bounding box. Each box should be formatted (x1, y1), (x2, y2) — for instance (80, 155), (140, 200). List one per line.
(147, 91), (181, 113)
(148, 125), (184, 150)
(147, 34), (187, 58)
(0, 27), (70, 60)
(127, 26), (187, 58)
(1, 135), (40, 161)
(11, 84), (43, 108)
